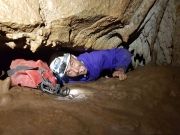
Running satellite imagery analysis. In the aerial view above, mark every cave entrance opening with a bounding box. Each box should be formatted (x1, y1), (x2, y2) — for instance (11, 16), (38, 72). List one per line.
(0, 46), (80, 80)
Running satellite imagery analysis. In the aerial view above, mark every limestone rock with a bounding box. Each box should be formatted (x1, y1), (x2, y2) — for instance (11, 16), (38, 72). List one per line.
(0, 0), (177, 66)
(173, 0), (180, 65)
(0, 0), (42, 31)
(129, 0), (176, 66)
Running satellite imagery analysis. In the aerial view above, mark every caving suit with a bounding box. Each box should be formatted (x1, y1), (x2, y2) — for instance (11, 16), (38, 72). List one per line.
(64, 48), (132, 82)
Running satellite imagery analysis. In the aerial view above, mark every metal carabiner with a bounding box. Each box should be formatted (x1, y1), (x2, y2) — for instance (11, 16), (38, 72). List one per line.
(58, 87), (70, 96)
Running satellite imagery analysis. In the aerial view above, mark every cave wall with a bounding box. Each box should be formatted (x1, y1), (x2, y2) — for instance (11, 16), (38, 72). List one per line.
(129, 0), (176, 67)
(0, 0), (177, 67)
(173, 0), (180, 66)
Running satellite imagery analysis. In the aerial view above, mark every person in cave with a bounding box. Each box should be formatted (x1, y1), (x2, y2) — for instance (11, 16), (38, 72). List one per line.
(50, 48), (132, 83)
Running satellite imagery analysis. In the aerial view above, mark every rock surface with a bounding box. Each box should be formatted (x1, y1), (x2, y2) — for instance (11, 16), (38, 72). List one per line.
(0, 65), (180, 135)
(173, 0), (180, 65)
(0, 0), (177, 66)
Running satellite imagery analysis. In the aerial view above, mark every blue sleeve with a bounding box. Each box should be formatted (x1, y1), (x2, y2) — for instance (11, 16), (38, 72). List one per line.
(114, 48), (132, 72)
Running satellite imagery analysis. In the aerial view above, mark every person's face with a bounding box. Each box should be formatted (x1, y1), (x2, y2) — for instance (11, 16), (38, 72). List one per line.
(65, 55), (87, 77)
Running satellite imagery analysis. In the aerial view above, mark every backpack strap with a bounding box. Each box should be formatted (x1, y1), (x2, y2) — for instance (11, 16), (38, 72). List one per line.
(7, 66), (38, 76)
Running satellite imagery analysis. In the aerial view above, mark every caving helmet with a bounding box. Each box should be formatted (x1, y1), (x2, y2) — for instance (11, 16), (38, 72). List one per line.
(50, 53), (70, 78)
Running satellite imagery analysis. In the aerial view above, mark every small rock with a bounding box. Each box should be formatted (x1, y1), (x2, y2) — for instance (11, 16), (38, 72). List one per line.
(0, 77), (11, 94)
(0, 93), (12, 107)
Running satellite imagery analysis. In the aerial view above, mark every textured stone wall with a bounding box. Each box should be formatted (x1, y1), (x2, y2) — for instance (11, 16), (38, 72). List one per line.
(129, 0), (176, 67)
(0, 0), (177, 66)
(173, 0), (180, 66)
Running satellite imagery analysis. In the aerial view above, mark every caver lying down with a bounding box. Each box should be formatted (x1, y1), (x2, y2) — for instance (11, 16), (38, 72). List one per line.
(5, 48), (131, 97)
(50, 48), (132, 83)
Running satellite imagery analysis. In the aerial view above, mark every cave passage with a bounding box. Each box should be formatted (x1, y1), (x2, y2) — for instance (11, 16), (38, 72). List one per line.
(0, 46), (83, 79)
(0, 48), (51, 74)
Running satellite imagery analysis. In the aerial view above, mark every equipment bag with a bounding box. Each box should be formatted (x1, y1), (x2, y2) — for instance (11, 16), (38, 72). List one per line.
(7, 59), (70, 96)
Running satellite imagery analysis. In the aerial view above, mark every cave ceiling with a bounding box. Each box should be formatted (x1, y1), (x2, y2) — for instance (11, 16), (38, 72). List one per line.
(0, 0), (176, 66)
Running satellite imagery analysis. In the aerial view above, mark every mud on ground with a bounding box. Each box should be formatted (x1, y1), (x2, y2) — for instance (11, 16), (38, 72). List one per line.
(0, 65), (180, 135)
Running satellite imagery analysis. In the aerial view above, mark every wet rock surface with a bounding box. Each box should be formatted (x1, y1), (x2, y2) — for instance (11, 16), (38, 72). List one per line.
(0, 65), (180, 135)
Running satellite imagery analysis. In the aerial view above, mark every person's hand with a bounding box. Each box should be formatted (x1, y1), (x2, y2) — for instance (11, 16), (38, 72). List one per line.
(112, 68), (127, 81)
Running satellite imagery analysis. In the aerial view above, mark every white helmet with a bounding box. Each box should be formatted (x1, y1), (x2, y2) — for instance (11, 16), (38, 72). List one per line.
(50, 53), (70, 78)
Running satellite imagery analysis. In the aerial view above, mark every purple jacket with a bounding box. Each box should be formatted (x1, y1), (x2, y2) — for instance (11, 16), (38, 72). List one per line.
(65, 48), (132, 82)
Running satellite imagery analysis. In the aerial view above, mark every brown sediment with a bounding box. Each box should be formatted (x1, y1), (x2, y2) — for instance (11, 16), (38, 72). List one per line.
(0, 77), (12, 107)
(0, 65), (179, 134)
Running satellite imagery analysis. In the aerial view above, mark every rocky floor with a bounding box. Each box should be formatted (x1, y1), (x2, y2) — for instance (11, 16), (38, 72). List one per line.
(0, 65), (180, 135)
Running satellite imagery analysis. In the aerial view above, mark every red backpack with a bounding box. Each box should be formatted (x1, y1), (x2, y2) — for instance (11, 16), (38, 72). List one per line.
(8, 59), (69, 96)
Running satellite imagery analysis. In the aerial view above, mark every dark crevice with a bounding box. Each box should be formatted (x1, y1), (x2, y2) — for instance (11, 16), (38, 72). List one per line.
(0, 47), (57, 77)
(0, 45), (88, 80)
